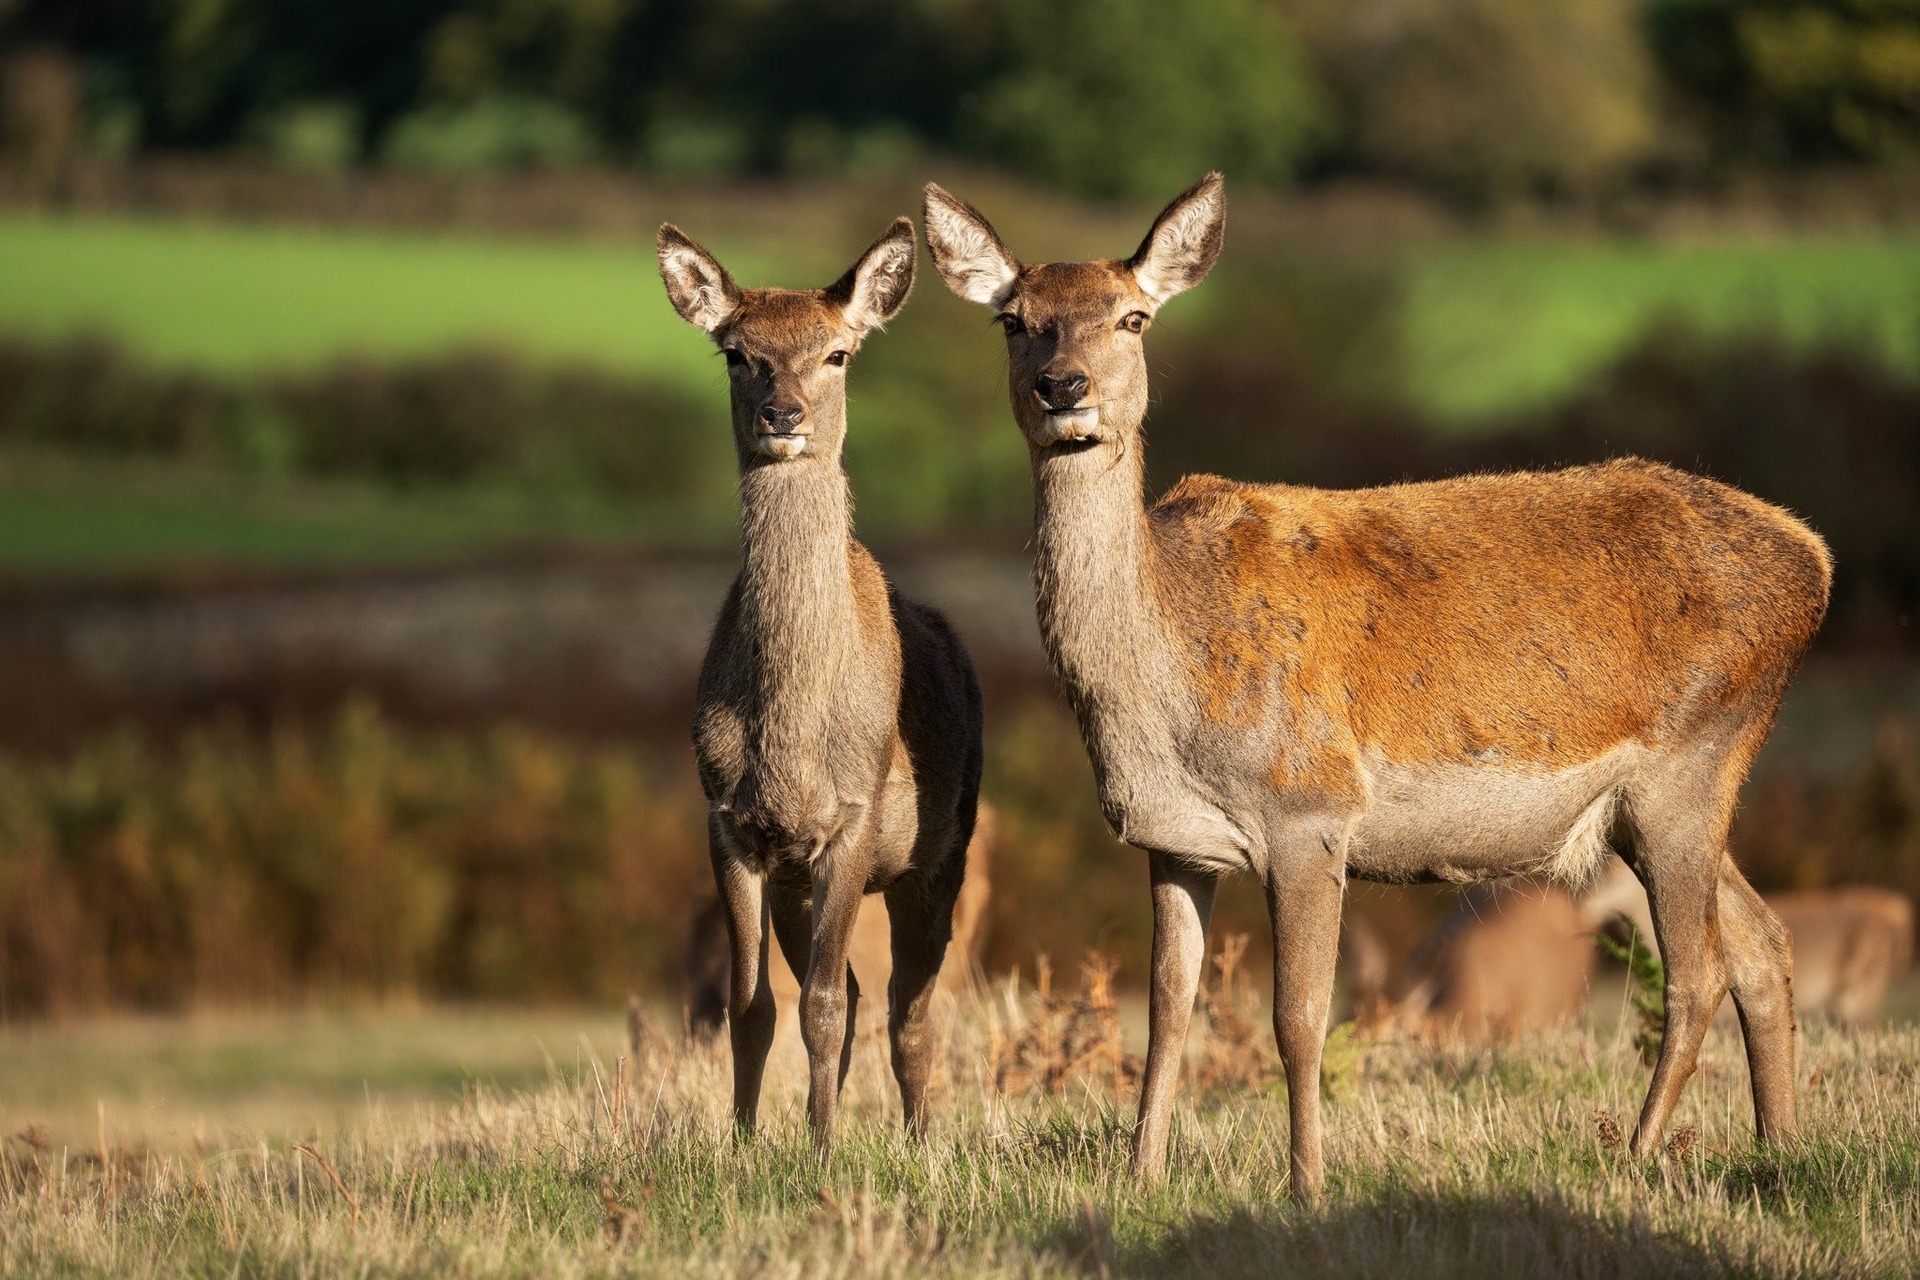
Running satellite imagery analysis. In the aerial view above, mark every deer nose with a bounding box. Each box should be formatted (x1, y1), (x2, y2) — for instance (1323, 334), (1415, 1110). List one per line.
(1035, 371), (1090, 410)
(758, 403), (805, 432)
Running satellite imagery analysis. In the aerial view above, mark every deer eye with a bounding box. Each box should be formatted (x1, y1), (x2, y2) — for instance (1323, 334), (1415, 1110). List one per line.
(1119, 312), (1149, 334)
(825, 350), (849, 368)
(996, 313), (1024, 336)
(722, 348), (746, 368)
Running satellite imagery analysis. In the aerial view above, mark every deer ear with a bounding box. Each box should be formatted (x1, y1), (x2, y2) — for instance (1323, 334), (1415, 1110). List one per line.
(657, 224), (741, 333)
(1127, 172), (1226, 305)
(828, 217), (916, 332)
(922, 183), (1020, 308)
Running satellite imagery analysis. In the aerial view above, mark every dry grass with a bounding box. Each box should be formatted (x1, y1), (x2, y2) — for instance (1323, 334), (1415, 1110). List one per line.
(1, 960), (1914, 1279)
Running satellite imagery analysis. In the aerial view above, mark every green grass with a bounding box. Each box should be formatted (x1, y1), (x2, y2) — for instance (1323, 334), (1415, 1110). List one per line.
(1, 998), (1914, 1276)
(10, 213), (1920, 430)
(0, 212), (791, 393)
(1405, 237), (1920, 423)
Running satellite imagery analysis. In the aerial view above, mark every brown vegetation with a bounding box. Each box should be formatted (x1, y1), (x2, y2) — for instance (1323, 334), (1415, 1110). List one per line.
(2, 697), (1917, 1023)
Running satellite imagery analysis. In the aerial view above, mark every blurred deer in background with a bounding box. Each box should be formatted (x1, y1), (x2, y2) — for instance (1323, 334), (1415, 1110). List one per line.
(1770, 889), (1913, 1024)
(686, 805), (998, 1037)
(1344, 881), (1607, 1042)
(926, 172), (1829, 1198)
(660, 217), (984, 1147)
(1579, 857), (1915, 1025)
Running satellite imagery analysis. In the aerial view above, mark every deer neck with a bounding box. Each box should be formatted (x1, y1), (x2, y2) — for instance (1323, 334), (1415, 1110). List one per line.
(1031, 439), (1185, 747)
(735, 454), (860, 722)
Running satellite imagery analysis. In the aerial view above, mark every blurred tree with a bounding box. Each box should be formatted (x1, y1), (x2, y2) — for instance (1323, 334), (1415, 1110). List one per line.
(0, 47), (82, 181)
(1287, 0), (1659, 196)
(0, 0), (999, 174)
(1650, 0), (1920, 164)
(963, 0), (1329, 196)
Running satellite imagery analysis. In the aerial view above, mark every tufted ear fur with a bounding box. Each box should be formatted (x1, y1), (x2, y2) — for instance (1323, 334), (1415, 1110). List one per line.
(827, 217), (917, 332)
(657, 224), (742, 333)
(1126, 172), (1226, 306)
(922, 183), (1021, 308)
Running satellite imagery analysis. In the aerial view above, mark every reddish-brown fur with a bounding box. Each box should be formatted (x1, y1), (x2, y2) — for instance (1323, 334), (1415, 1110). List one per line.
(1153, 463), (1829, 785)
(926, 171), (1829, 1199)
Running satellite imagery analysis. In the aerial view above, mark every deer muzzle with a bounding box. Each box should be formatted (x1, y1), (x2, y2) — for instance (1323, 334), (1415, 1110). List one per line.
(1035, 406), (1102, 447)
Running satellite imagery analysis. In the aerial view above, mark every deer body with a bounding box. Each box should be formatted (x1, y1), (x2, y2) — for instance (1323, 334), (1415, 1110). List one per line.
(1038, 458), (1795, 885)
(661, 218), (983, 1145)
(927, 174), (1828, 1199)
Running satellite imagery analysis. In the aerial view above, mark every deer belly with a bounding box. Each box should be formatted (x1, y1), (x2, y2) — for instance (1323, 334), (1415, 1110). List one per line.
(1348, 753), (1637, 887)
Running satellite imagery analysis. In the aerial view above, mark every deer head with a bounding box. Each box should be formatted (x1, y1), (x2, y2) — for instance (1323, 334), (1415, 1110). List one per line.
(658, 218), (917, 466)
(923, 173), (1224, 456)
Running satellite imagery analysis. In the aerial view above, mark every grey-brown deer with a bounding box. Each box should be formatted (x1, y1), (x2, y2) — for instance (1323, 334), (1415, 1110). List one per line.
(924, 173), (1829, 1199)
(659, 217), (984, 1146)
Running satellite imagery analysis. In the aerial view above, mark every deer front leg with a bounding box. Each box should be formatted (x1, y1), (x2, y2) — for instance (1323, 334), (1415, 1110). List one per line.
(799, 833), (869, 1150)
(1131, 850), (1217, 1184)
(711, 821), (776, 1134)
(1266, 846), (1345, 1203)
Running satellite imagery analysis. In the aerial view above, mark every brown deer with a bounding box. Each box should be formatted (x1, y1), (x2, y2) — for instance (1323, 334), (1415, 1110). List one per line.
(1769, 889), (1913, 1024)
(659, 217), (984, 1146)
(686, 803), (998, 1037)
(924, 173), (1830, 1198)
(1344, 882), (1603, 1042)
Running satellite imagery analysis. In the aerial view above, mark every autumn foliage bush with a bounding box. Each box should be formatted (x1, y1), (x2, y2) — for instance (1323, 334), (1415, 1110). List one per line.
(0, 701), (707, 1018)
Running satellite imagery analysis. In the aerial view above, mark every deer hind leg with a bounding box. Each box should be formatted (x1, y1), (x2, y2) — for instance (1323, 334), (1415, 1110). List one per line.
(1623, 789), (1732, 1157)
(1265, 839), (1346, 1203)
(1716, 858), (1798, 1141)
(712, 823), (776, 1134)
(883, 857), (963, 1137)
(1130, 850), (1217, 1185)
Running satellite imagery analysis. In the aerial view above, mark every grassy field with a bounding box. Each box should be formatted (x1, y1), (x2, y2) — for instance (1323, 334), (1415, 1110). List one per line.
(0, 1006), (634, 1151)
(1404, 237), (1920, 422)
(9, 211), (1920, 425)
(2, 988), (1915, 1277)
(0, 213), (787, 389)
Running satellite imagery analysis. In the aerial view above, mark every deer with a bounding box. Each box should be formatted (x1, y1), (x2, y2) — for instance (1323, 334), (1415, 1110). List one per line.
(658, 216), (984, 1146)
(1344, 881), (1604, 1043)
(1768, 888), (1913, 1024)
(686, 803), (998, 1038)
(924, 172), (1830, 1199)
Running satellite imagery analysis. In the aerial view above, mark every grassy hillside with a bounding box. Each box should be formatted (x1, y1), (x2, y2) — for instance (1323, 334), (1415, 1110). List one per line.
(0, 213), (787, 391)
(1407, 237), (1920, 422)
(9, 211), (1920, 425)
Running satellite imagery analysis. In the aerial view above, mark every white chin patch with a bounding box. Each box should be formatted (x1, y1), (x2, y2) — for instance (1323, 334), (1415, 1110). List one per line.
(758, 435), (808, 459)
(1038, 408), (1101, 444)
